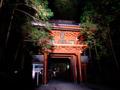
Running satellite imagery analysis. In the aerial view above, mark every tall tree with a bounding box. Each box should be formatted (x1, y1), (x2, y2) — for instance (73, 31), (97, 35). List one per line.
(0, 0), (53, 88)
(80, 0), (120, 67)
(23, 0), (53, 54)
(80, 0), (120, 86)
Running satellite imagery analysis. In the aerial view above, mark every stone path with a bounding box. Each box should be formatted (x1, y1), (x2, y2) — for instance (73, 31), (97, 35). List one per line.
(35, 80), (115, 90)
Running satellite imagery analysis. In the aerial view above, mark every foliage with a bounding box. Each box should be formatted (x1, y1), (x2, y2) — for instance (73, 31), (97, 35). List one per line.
(22, 0), (53, 53)
(80, 1), (97, 46)
(80, 0), (120, 62)
(29, 0), (53, 20)
(92, 0), (120, 23)
(79, 1), (108, 60)
(22, 20), (53, 53)
(79, 22), (97, 45)
(53, 0), (78, 19)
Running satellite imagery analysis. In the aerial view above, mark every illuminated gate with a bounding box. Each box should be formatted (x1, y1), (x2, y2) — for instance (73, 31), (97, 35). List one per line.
(42, 20), (88, 84)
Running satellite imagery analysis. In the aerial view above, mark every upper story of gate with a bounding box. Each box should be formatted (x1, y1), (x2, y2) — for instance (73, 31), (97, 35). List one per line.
(50, 20), (81, 45)
(32, 20), (88, 54)
(49, 20), (87, 54)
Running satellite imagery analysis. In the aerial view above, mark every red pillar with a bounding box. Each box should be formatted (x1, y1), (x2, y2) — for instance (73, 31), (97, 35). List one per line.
(43, 52), (48, 84)
(83, 63), (87, 81)
(72, 55), (77, 82)
(77, 53), (83, 82)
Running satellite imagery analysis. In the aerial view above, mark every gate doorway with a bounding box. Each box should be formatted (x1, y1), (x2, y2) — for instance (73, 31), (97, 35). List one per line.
(48, 58), (73, 82)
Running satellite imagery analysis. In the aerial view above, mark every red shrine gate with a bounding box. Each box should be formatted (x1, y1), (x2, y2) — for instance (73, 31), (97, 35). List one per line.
(42, 20), (88, 84)
(32, 20), (88, 84)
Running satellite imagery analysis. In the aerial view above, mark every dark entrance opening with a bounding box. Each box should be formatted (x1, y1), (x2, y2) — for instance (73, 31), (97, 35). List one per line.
(48, 58), (72, 82)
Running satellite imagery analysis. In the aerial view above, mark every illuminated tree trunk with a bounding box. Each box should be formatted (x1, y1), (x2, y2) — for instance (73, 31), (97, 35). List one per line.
(0, 0), (3, 8)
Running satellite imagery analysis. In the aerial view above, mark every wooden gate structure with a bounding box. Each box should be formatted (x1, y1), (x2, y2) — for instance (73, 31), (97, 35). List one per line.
(36, 20), (88, 84)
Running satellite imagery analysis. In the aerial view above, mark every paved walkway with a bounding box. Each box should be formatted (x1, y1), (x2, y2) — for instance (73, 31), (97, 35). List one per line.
(35, 80), (115, 90)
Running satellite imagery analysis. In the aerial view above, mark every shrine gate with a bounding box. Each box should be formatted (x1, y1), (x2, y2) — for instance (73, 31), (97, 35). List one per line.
(42, 20), (88, 84)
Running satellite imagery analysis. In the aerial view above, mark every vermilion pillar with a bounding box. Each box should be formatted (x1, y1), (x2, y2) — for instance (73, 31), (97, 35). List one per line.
(72, 55), (77, 82)
(77, 53), (82, 82)
(43, 52), (48, 84)
(82, 63), (87, 81)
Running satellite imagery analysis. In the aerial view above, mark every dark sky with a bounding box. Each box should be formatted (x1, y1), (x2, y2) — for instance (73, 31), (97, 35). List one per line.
(48, 0), (85, 21)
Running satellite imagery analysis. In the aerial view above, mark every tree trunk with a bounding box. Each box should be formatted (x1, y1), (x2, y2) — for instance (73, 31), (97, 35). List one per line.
(5, 5), (16, 48)
(0, 0), (3, 8)
(107, 25), (119, 70)
(94, 44), (102, 73)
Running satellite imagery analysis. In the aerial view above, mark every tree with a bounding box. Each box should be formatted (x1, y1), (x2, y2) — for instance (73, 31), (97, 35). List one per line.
(29, 0), (53, 21)
(52, 0), (79, 20)
(0, 0), (53, 88)
(92, 0), (120, 69)
(22, 0), (53, 54)
(80, 0), (120, 86)
(22, 21), (53, 54)
(80, 1), (103, 62)
(80, 0), (120, 65)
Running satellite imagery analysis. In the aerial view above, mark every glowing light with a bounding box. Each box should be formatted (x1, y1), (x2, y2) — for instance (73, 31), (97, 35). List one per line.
(67, 64), (70, 69)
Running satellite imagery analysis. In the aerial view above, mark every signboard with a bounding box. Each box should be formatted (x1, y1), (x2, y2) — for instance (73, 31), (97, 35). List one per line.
(32, 64), (43, 79)
(33, 64), (43, 72)
(33, 55), (44, 63)
(81, 55), (89, 63)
